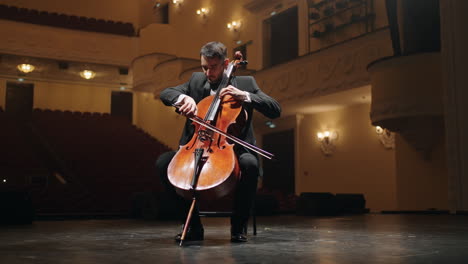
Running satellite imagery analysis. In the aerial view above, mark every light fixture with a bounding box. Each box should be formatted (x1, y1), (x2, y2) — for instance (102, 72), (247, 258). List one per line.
(17, 63), (35, 73)
(80, 70), (96, 80)
(172, 0), (183, 5)
(227, 20), (241, 32)
(375, 126), (395, 149)
(196, 8), (209, 17)
(265, 120), (276, 129)
(317, 130), (338, 155)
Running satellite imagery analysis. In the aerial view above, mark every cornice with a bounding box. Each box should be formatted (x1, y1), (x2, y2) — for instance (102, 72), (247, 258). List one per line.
(243, 0), (282, 14)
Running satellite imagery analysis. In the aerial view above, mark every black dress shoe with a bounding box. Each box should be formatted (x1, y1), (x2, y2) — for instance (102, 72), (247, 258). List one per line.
(230, 233), (248, 243)
(174, 225), (204, 242)
(230, 223), (248, 242)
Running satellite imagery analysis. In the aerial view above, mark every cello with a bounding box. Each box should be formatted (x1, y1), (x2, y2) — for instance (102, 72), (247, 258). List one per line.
(168, 52), (273, 245)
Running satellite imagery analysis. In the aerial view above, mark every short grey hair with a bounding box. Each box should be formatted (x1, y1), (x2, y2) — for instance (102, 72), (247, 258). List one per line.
(200, 41), (227, 61)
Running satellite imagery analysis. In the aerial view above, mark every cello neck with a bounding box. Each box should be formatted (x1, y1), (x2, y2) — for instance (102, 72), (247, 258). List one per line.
(205, 61), (236, 122)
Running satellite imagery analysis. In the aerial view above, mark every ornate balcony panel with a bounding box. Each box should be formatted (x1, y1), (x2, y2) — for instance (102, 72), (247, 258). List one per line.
(253, 28), (393, 111)
(0, 20), (136, 66)
(368, 53), (444, 157)
(131, 53), (199, 93)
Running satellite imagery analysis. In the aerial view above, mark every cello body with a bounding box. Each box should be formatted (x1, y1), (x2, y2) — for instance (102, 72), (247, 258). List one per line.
(167, 93), (244, 200)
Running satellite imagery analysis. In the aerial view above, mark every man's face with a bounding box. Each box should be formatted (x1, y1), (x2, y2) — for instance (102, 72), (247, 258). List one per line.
(201, 56), (227, 83)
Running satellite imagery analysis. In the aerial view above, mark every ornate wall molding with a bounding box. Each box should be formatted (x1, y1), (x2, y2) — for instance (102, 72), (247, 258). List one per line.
(253, 29), (393, 106)
(370, 100), (443, 122)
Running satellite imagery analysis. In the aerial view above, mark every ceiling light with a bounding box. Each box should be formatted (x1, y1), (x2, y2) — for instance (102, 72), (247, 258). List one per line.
(80, 70), (96, 80)
(17, 63), (35, 73)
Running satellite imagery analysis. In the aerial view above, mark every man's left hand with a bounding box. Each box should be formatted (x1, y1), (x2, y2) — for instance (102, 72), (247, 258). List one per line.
(219, 85), (248, 101)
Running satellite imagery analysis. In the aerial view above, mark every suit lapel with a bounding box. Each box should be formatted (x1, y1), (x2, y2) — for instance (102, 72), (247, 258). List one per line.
(190, 73), (209, 103)
(202, 80), (211, 98)
(230, 76), (238, 88)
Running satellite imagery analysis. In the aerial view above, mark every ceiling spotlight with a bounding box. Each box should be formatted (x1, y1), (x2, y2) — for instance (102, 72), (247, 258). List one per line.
(79, 70), (96, 80)
(17, 63), (35, 73)
(265, 121), (276, 129)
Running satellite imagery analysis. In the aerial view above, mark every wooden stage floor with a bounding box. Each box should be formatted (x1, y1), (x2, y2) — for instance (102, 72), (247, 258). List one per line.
(1, 214), (468, 263)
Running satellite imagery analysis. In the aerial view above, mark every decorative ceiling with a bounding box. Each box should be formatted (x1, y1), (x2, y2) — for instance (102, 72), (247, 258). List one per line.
(0, 53), (131, 89)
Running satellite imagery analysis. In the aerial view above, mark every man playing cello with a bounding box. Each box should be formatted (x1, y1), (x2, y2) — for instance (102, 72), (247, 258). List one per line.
(156, 41), (281, 243)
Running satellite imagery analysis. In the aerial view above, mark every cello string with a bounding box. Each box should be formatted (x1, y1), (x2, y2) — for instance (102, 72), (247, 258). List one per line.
(205, 62), (235, 122)
(189, 115), (274, 160)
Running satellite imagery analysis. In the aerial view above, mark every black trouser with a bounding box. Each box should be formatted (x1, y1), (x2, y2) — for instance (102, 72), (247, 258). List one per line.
(156, 150), (259, 233)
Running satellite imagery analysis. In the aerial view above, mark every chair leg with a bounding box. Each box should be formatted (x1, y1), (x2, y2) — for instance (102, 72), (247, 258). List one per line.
(252, 202), (257, 235)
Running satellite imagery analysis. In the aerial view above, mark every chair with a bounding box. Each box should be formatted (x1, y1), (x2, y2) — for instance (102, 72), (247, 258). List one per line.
(198, 195), (257, 235)
(199, 190), (257, 236)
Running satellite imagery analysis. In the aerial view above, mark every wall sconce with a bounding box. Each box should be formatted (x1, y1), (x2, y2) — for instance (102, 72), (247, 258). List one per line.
(375, 126), (395, 149)
(79, 70), (96, 80)
(172, 0), (183, 5)
(227, 20), (241, 32)
(317, 130), (338, 155)
(196, 8), (209, 18)
(17, 63), (35, 73)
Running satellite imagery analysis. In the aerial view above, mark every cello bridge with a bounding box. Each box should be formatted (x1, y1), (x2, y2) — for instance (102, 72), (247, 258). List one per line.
(197, 130), (213, 142)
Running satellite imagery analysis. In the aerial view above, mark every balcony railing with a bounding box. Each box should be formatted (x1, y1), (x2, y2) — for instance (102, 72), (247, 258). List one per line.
(308, 0), (375, 52)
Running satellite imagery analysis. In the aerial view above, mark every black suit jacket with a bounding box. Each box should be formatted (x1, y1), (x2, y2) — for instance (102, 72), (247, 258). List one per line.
(160, 72), (281, 155)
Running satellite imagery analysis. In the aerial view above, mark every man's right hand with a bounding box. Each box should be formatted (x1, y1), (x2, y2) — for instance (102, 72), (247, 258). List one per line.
(178, 96), (198, 117)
